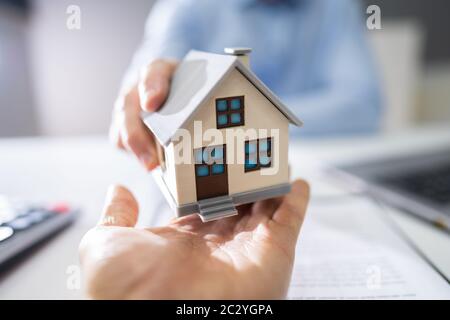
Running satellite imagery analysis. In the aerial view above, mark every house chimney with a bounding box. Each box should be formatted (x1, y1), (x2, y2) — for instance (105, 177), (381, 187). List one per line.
(224, 47), (252, 68)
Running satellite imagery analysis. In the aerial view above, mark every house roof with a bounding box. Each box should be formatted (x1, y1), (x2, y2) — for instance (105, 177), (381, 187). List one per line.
(142, 50), (303, 146)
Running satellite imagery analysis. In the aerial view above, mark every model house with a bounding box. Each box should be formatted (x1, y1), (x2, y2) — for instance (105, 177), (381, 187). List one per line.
(143, 48), (302, 222)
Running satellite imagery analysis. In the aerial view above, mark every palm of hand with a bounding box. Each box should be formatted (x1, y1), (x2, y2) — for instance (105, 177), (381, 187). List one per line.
(80, 180), (309, 299)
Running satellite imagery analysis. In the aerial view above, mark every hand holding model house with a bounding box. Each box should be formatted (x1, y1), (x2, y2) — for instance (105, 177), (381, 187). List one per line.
(111, 48), (304, 222)
(80, 49), (310, 299)
(110, 58), (178, 171)
(79, 180), (309, 299)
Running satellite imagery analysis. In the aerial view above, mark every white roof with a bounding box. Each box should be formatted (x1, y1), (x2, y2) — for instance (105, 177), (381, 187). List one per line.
(142, 50), (303, 146)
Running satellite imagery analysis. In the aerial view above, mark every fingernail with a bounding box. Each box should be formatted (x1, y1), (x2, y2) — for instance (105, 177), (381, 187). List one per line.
(145, 88), (158, 100)
(142, 88), (160, 111)
(139, 153), (155, 170)
(147, 160), (159, 171)
(146, 79), (164, 98)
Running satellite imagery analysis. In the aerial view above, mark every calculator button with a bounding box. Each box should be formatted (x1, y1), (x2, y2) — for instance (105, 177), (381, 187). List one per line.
(0, 226), (14, 242)
(48, 203), (70, 214)
(27, 210), (51, 224)
(0, 210), (13, 225)
(8, 217), (33, 231)
(0, 207), (16, 225)
(18, 207), (41, 217)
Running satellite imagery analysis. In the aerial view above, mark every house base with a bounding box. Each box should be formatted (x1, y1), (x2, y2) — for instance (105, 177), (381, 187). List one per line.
(152, 168), (291, 222)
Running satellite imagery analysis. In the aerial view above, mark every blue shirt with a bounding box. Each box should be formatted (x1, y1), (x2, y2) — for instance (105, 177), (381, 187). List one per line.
(124, 0), (382, 136)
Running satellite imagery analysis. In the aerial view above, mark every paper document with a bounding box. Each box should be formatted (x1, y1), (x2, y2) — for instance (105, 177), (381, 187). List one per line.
(143, 179), (449, 299)
(288, 197), (450, 299)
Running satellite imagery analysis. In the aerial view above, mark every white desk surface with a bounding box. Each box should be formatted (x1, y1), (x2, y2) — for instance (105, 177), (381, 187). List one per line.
(0, 126), (449, 299)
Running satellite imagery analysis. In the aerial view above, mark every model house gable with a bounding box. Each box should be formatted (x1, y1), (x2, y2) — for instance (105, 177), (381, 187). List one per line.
(142, 49), (302, 147)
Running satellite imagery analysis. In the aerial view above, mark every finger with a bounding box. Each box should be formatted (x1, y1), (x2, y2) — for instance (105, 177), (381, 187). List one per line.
(113, 87), (159, 170)
(272, 179), (310, 235)
(98, 185), (139, 227)
(109, 120), (125, 150)
(138, 59), (178, 112)
(251, 196), (283, 219)
(121, 110), (158, 170)
(110, 95), (130, 151)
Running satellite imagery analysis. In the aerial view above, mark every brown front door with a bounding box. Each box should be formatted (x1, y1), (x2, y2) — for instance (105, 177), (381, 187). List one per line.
(194, 144), (228, 200)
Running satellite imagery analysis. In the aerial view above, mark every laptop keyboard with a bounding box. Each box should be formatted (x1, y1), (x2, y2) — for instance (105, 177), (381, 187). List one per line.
(381, 164), (450, 206)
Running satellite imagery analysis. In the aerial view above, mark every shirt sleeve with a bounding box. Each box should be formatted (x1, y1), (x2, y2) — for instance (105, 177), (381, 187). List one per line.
(285, 0), (383, 137)
(121, 0), (200, 90)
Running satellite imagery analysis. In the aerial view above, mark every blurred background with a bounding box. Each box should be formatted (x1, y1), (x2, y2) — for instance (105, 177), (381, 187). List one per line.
(0, 0), (449, 137)
(1, 1), (449, 300)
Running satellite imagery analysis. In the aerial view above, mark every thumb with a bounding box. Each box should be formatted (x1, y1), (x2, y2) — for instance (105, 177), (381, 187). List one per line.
(98, 185), (139, 227)
(272, 179), (310, 236)
(138, 59), (178, 112)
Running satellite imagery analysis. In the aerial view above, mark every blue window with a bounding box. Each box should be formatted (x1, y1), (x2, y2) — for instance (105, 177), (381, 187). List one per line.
(194, 145), (226, 177)
(259, 139), (271, 152)
(245, 163), (258, 171)
(216, 99), (228, 112)
(217, 114), (228, 126)
(211, 146), (223, 162)
(195, 149), (211, 164)
(259, 156), (271, 166)
(211, 164), (225, 175)
(245, 155), (258, 170)
(216, 96), (244, 128)
(230, 113), (241, 124)
(194, 149), (203, 164)
(230, 98), (241, 110)
(244, 138), (272, 172)
(196, 146), (224, 164)
(245, 141), (257, 154)
(196, 165), (209, 177)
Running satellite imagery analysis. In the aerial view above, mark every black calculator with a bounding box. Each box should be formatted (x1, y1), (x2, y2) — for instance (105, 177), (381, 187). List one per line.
(0, 196), (79, 267)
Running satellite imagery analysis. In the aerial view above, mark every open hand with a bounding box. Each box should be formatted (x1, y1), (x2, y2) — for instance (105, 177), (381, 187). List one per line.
(79, 179), (310, 299)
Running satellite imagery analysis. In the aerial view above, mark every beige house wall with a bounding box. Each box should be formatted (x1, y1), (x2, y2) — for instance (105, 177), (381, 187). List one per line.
(171, 68), (290, 206)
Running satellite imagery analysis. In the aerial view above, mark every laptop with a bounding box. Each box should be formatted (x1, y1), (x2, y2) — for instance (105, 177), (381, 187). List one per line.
(331, 147), (450, 231)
